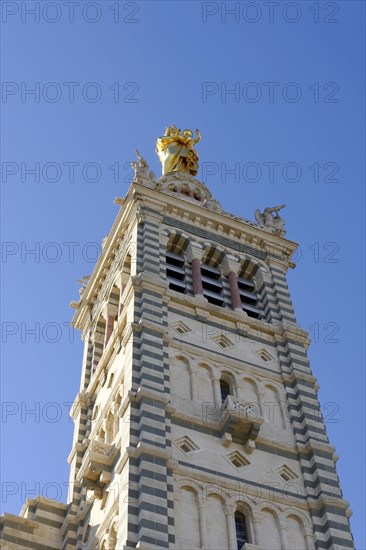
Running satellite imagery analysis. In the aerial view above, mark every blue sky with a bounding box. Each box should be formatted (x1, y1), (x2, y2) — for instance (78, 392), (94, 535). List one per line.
(1, 0), (365, 546)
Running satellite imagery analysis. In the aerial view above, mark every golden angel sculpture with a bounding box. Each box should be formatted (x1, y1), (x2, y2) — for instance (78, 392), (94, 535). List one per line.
(156, 125), (201, 176)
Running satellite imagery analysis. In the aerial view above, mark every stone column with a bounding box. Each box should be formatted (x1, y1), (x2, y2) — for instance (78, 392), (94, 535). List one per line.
(103, 304), (118, 349)
(198, 503), (208, 548)
(192, 258), (204, 296)
(228, 270), (242, 309)
(224, 504), (237, 550)
(235, 384), (243, 399)
(212, 377), (222, 408)
(257, 391), (265, 420)
(118, 271), (124, 315)
(104, 315), (115, 348)
(252, 516), (261, 546)
(186, 242), (204, 297)
(279, 523), (289, 550)
(190, 367), (198, 401)
(222, 255), (242, 311)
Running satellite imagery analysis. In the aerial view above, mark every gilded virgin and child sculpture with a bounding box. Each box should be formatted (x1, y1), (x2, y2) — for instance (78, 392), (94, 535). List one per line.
(156, 125), (201, 176)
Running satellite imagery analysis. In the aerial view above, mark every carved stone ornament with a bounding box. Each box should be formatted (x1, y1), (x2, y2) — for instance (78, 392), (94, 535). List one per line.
(255, 204), (286, 236)
(131, 149), (156, 185)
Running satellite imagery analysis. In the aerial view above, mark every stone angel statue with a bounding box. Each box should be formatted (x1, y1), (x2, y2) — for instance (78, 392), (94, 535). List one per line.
(131, 149), (156, 181)
(255, 204), (286, 235)
(156, 126), (201, 176)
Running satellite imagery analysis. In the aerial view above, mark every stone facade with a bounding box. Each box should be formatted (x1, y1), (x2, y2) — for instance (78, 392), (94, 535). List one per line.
(0, 169), (354, 549)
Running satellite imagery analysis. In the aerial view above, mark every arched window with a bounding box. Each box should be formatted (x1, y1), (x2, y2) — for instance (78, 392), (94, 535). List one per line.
(220, 379), (230, 403)
(263, 384), (285, 429)
(206, 495), (229, 548)
(108, 284), (120, 316)
(166, 235), (190, 294)
(237, 261), (261, 319)
(98, 427), (106, 442)
(92, 404), (100, 421)
(119, 253), (132, 314)
(235, 511), (248, 549)
(170, 357), (191, 400)
(104, 284), (119, 347)
(261, 508), (282, 549)
(166, 251), (186, 293)
(200, 248), (227, 307)
(122, 254), (132, 288)
(176, 487), (201, 548)
(201, 263), (224, 305)
(237, 275), (260, 318)
(107, 372), (114, 389)
(106, 411), (115, 444)
(92, 315), (106, 373)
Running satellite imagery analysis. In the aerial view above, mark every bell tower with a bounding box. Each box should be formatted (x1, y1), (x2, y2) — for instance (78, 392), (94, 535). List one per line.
(0, 130), (354, 550)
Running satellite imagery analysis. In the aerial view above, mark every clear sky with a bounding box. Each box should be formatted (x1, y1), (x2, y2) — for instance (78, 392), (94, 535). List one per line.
(1, 0), (365, 546)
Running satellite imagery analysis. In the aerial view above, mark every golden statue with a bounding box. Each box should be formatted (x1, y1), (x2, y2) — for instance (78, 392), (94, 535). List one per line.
(156, 126), (201, 176)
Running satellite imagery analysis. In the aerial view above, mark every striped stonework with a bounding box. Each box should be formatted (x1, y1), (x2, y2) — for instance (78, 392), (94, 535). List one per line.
(0, 499), (67, 550)
(1, 168), (354, 550)
(267, 262), (354, 549)
(121, 213), (173, 548)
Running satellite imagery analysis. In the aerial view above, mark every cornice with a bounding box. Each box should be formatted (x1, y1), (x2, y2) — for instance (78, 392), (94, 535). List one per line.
(71, 188), (139, 329)
(136, 179), (298, 261)
(71, 175), (299, 333)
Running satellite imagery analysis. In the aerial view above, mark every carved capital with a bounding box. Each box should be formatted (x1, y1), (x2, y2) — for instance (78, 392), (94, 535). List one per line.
(186, 241), (203, 262)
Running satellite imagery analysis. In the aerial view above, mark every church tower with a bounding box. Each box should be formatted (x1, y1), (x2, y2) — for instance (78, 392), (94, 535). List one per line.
(0, 130), (354, 550)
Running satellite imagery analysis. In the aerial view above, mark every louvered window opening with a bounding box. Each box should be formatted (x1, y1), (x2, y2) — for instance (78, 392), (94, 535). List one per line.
(201, 263), (224, 306)
(166, 252), (186, 293)
(237, 276), (260, 318)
